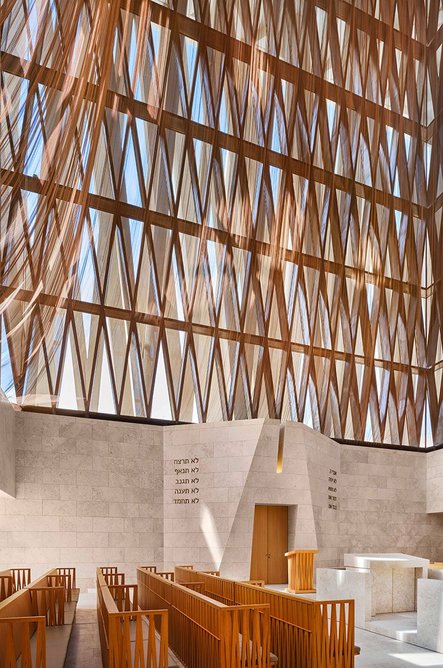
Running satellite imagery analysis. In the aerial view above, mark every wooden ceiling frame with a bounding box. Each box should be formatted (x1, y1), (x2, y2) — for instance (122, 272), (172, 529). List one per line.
(0, 0), (441, 446)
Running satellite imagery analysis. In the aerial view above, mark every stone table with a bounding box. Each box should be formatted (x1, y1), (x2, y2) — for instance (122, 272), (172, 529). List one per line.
(316, 553), (430, 629)
(343, 553), (429, 617)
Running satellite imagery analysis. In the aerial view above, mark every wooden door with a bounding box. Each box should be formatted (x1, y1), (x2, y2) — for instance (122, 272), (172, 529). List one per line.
(250, 505), (288, 584)
(267, 505), (288, 584)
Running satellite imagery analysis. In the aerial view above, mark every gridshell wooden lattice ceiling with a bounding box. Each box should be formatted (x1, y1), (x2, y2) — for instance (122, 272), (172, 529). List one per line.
(0, 0), (442, 446)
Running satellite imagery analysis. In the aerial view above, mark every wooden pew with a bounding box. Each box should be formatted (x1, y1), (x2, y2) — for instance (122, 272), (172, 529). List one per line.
(99, 567), (118, 576)
(180, 581), (205, 593)
(54, 568), (77, 603)
(108, 584), (138, 616)
(174, 565), (355, 668)
(12, 569), (32, 592)
(103, 572), (125, 586)
(241, 580), (265, 587)
(0, 570), (16, 603)
(0, 569), (33, 603)
(0, 567), (79, 668)
(96, 568), (169, 668)
(140, 566), (157, 573)
(137, 568), (272, 668)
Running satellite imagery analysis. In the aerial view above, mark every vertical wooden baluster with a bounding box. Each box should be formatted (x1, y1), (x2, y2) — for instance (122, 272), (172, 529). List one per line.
(36, 619), (46, 668)
(123, 614), (131, 666)
(161, 612), (168, 668)
(20, 621), (32, 668)
(133, 585), (138, 621)
(132, 614), (144, 668)
(5, 620), (16, 666)
(330, 604), (338, 665)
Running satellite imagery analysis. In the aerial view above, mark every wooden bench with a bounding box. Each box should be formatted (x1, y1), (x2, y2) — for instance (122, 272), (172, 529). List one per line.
(138, 568), (272, 668)
(0, 567), (79, 668)
(97, 568), (174, 668)
(174, 565), (356, 668)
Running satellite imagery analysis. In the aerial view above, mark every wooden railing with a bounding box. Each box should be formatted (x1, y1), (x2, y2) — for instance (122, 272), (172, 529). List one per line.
(108, 584), (138, 614)
(140, 565), (157, 573)
(100, 567), (118, 575)
(0, 571), (15, 603)
(12, 568), (32, 591)
(176, 566), (235, 605)
(30, 586), (65, 626)
(174, 566), (355, 668)
(138, 568), (271, 668)
(157, 571), (175, 581)
(181, 581), (205, 593)
(48, 574), (70, 603)
(56, 568), (76, 601)
(0, 568), (33, 602)
(0, 616), (46, 667)
(103, 572), (125, 586)
(0, 566), (77, 668)
(96, 569), (168, 668)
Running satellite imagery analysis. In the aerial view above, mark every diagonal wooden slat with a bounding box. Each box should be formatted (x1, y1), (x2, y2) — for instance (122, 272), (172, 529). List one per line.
(0, 0), (441, 446)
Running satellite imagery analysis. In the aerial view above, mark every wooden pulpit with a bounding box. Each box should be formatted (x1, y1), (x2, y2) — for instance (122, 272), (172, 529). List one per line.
(285, 549), (318, 593)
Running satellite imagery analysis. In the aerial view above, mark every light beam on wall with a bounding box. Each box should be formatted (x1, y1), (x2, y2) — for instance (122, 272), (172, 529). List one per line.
(200, 504), (223, 567)
(276, 424), (285, 473)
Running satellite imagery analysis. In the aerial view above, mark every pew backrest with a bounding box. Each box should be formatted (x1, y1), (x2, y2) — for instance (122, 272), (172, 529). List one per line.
(12, 568), (32, 591)
(103, 572), (125, 586)
(99, 566), (118, 575)
(0, 570), (15, 603)
(97, 569), (168, 668)
(0, 566), (77, 668)
(56, 568), (76, 601)
(174, 565), (355, 668)
(138, 568), (271, 668)
(0, 615), (46, 667)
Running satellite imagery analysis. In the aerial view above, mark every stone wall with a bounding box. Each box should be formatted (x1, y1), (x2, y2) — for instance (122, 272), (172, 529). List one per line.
(0, 411), (163, 590)
(0, 390), (16, 497)
(338, 445), (443, 562)
(163, 420), (443, 578)
(427, 448), (443, 514)
(0, 409), (442, 589)
(163, 420), (263, 574)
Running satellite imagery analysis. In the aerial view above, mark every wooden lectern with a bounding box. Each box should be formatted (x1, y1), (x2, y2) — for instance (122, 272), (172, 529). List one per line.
(285, 549), (318, 593)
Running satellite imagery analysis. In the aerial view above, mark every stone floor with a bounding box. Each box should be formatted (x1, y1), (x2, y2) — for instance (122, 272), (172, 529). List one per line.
(64, 592), (102, 668)
(355, 628), (443, 667)
(65, 591), (183, 667)
(65, 592), (443, 668)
